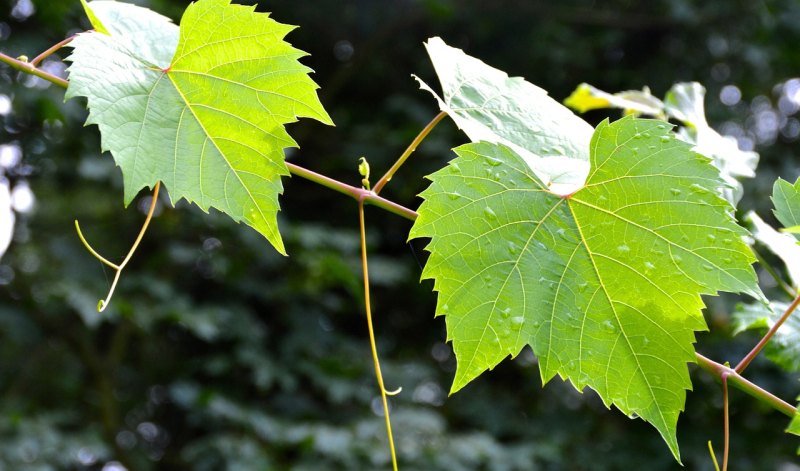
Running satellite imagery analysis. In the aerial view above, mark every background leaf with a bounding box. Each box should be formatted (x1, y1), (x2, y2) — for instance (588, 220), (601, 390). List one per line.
(773, 177), (800, 240)
(733, 301), (800, 372)
(415, 37), (593, 195)
(66, 0), (332, 254)
(411, 116), (761, 459)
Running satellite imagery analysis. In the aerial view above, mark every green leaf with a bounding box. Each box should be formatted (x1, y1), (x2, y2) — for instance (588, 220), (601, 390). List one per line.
(415, 37), (593, 195)
(788, 400), (800, 449)
(566, 81), (758, 205)
(745, 211), (800, 288)
(410, 116), (762, 460)
(563, 82), (666, 118)
(66, 0), (332, 254)
(773, 177), (800, 241)
(732, 301), (800, 372)
(79, 0), (110, 35)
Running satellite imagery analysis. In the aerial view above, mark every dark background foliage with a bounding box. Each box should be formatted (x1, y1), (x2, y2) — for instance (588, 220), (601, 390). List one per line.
(1, 0), (799, 469)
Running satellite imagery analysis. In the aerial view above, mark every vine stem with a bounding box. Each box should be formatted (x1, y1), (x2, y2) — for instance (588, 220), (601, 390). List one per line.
(31, 35), (76, 66)
(372, 111), (447, 195)
(695, 352), (796, 417)
(734, 292), (800, 374)
(358, 200), (399, 471)
(75, 182), (161, 312)
(0, 52), (68, 88)
(285, 162), (417, 221)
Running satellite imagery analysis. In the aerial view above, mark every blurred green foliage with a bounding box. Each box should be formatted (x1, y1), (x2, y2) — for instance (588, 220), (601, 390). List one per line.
(1, 0), (799, 469)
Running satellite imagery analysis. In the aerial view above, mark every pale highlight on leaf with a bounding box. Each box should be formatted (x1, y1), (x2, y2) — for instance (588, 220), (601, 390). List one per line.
(410, 116), (762, 460)
(415, 37), (593, 196)
(66, 0), (332, 254)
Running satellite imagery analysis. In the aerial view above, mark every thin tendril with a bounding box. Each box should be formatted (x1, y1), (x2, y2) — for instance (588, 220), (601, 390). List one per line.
(708, 441), (721, 471)
(721, 372), (730, 471)
(358, 200), (399, 471)
(75, 182), (161, 312)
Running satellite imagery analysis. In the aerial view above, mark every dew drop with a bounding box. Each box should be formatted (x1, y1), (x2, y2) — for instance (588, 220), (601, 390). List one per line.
(500, 307), (512, 319)
(450, 162), (461, 173)
(532, 320), (541, 328)
(674, 255), (683, 265)
(641, 336), (650, 346)
(486, 156), (502, 166)
(633, 133), (643, 139)
(617, 244), (631, 253)
(644, 261), (655, 271)
(702, 264), (713, 271)
(602, 320), (616, 333)
(690, 183), (708, 194)
(510, 316), (524, 330)
(598, 195), (608, 203)
(657, 124), (667, 130)
(441, 304), (449, 313)
(556, 228), (569, 240)
(707, 233), (716, 242)
(448, 192), (461, 201)
(508, 242), (519, 255)
(484, 206), (497, 219)
(660, 136), (670, 143)
(724, 257), (732, 264)
(631, 147), (639, 154)
(647, 145), (657, 150)
(577, 282), (588, 292)
(669, 188), (681, 196)
(723, 238), (734, 245)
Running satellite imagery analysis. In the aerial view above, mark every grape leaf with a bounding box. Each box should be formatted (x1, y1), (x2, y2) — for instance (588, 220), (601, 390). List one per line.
(773, 177), (800, 240)
(732, 301), (800, 372)
(415, 37), (593, 195)
(745, 211), (800, 288)
(66, 0), (332, 254)
(410, 116), (762, 460)
(563, 83), (666, 118)
(788, 401), (800, 451)
(565, 81), (758, 205)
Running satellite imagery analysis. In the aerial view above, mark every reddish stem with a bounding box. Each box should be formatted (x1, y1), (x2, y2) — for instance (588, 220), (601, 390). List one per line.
(735, 293), (800, 374)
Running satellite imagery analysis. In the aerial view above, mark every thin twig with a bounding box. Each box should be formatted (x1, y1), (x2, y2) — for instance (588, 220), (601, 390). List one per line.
(734, 293), (800, 374)
(358, 200), (400, 470)
(372, 111), (447, 195)
(76, 182), (161, 312)
(31, 35), (76, 66)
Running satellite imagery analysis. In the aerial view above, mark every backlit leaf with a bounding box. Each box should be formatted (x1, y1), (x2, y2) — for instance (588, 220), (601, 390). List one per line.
(410, 116), (762, 460)
(773, 177), (800, 241)
(66, 0), (333, 254)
